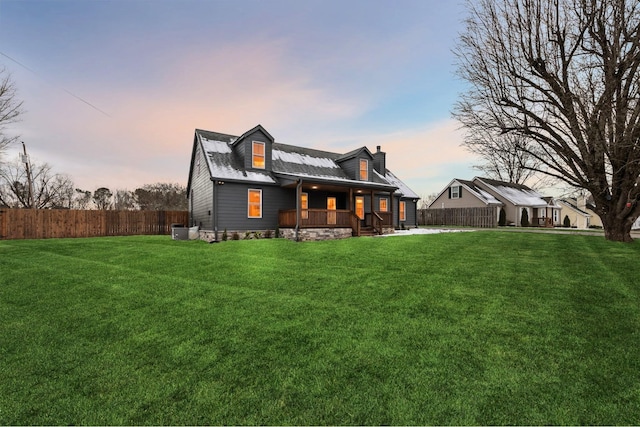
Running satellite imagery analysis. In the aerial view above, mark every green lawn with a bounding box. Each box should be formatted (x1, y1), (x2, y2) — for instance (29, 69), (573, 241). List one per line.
(1, 232), (639, 425)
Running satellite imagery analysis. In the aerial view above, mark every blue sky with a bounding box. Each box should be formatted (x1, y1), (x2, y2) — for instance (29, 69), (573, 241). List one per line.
(0, 0), (476, 198)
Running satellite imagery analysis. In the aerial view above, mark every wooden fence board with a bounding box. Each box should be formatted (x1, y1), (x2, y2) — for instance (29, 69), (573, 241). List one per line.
(0, 209), (189, 240)
(418, 207), (497, 228)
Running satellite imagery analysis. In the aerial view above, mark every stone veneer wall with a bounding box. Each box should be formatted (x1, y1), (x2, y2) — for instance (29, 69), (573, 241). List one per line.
(279, 228), (353, 241)
(198, 227), (394, 242)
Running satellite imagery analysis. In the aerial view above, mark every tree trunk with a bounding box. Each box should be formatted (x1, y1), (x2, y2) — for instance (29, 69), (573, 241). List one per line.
(600, 211), (634, 243)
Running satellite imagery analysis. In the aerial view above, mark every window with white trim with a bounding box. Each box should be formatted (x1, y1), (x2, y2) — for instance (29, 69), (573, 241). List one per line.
(451, 186), (460, 199)
(400, 201), (406, 221)
(248, 189), (262, 218)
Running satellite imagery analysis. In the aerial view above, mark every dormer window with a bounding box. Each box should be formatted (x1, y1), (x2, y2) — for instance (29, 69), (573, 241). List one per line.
(359, 159), (368, 180)
(252, 141), (265, 169)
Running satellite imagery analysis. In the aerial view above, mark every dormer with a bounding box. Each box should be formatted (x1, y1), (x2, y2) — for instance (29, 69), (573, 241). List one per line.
(231, 124), (275, 172)
(336, 147), (375, 181)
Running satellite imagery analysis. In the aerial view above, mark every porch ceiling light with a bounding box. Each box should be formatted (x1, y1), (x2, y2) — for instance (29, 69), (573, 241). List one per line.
(311, 185), (319, 189)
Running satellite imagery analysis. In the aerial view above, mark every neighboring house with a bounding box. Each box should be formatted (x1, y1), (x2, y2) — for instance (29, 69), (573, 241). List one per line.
(427, 178), (504, 218)
(187, 125), (420, 241)
(428, 177), (560, 226)
(557, 198), (592, 228)
(578, 195), (603, 228)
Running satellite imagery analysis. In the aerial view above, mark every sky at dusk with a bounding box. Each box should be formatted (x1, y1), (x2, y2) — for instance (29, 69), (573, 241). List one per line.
(0, 0), (477, 198)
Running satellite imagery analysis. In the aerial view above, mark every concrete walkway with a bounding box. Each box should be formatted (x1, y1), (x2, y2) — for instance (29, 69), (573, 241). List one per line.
(378, 226), (640, 239)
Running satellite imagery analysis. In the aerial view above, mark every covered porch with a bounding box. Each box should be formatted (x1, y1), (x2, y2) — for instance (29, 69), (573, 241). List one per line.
(276, 177), (397, 237)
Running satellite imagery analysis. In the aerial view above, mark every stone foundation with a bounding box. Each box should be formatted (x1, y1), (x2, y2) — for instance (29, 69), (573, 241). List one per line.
(279, 228), (353, 241)
(198, 227), (382, 242)
(197, 229), (276, 242)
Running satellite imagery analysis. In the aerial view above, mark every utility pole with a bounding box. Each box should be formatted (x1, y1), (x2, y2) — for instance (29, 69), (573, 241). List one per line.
(21, 141), (35, 209)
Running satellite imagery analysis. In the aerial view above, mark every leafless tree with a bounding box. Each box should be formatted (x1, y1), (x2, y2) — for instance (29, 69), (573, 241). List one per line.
(0, 68), (24, 159)
(419, 193), (438, 209)
(74, 188), (93, 209)
(113, 189), (137, 210)
(453, 0), (640, 242)
(462, 129), (542, 185)
(0, 156), (74, 208)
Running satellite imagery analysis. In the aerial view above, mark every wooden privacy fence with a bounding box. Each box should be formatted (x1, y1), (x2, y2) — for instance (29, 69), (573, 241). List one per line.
(0, 209), (189, 240)
(419, 207), (497, 228)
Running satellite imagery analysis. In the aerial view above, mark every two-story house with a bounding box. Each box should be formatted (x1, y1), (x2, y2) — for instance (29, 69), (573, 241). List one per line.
(187, 125), (419, 241)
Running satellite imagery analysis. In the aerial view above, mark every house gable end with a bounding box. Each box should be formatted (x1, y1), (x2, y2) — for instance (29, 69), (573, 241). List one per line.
(427, 178), (503, 209)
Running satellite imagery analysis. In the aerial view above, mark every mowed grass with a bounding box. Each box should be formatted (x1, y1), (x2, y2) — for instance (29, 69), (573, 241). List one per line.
(1, 231), (639, 425)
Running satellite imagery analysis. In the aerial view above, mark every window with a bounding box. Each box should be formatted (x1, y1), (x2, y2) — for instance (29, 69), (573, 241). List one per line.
(359, 159), (368, 180)
(248, 189), (262, 218)
(252, 141), (265, 169)
(301, 192), (308, 220)
(400, 201), (406, 222)
(379, 197), (388, 212)
(451, 186), (460, 199)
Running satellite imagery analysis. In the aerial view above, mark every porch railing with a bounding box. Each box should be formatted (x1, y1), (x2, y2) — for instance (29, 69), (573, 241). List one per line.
(278, 209), (353, 228)
(279, 209), (392, 235)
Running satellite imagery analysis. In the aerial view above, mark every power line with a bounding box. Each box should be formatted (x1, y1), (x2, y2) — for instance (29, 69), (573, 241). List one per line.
(0, 50), (112, 118)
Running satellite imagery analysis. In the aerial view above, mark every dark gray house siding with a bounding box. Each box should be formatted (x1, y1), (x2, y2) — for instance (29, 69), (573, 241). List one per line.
(392, 196), (418, 228)
(215, 182), (289, 231)
(189, 140), (214, 229)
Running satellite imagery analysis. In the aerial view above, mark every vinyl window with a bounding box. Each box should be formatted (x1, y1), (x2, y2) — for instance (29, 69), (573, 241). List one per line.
(359, 159), (368, 180)
(248, 189), (262, 218)
(379, 197), (388, 212)
(252, 141), (265, 169)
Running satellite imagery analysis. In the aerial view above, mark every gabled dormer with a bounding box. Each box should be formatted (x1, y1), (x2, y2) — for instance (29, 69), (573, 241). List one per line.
(336, 147), (375, 181)
(230, 124), (275, 172)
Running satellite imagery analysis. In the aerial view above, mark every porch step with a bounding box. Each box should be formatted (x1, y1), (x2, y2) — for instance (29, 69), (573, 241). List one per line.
(358, 226), (377, 237)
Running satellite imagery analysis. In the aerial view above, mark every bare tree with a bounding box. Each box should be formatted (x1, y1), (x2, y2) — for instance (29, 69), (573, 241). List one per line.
(462, 129), (542, 184)
(113, 189), (137, 210)
(419, 193), (438, 209)
(0, 68), (24, 159)
(93, 187), (113, 210)
(453, 0), (640, 242)
(0, 156), (74, 208)
(74, 188), (93, 209)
